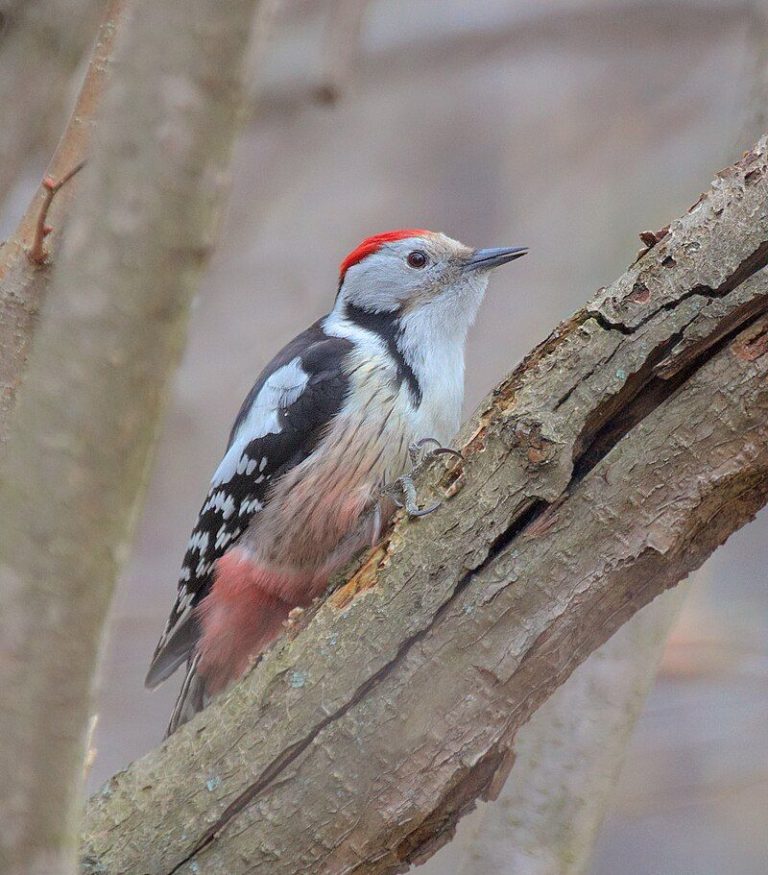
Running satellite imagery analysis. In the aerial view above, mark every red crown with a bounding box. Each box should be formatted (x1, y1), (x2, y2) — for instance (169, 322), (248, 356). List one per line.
(339, 229), (429, 279)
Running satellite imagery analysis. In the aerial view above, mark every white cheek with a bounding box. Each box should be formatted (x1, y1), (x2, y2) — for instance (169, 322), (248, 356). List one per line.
(407, 274), (490, 345)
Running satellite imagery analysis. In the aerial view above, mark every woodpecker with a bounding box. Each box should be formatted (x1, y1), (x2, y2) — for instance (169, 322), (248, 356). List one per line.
(146, 229), (526, 733)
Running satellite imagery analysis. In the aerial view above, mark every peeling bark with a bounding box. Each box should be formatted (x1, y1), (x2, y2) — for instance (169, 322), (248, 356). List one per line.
(81, 138), (768, 873)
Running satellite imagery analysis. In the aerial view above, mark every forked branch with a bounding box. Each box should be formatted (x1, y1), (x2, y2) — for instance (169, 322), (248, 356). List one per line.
(27, 160), (86, 265)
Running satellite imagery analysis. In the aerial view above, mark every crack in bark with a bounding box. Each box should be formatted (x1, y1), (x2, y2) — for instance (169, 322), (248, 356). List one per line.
(588, 308), (634, 336)
(573, 256), (768, 475)
(589, 239), (768, 334)
(552, 333), (626, 411)
(170, 585), (481, 870)
(574, 296), (768, 480)
(172, 491), (553, 871)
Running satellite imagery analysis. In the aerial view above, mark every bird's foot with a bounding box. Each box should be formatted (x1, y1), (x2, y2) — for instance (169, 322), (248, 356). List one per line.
(407, 436), (463, 467)
(384, 474), (438, 517)
(385, 438), (463, 518)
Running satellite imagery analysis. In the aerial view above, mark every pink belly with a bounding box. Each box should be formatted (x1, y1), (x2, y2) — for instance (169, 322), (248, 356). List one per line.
(196, 548), (320, 693)
(196, 406), (406, 694)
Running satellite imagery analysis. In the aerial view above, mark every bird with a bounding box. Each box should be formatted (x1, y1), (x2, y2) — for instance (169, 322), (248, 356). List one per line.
(145, 229), (526, 734)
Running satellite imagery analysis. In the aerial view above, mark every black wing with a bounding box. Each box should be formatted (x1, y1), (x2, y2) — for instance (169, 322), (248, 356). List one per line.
(145, 321), (352, 687)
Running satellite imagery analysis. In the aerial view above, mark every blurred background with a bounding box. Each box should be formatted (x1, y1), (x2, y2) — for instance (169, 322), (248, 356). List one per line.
(3, 1), (768, 872)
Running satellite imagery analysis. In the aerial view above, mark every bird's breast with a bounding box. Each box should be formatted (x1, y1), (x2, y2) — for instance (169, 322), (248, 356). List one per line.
(246, 359), (411, 570)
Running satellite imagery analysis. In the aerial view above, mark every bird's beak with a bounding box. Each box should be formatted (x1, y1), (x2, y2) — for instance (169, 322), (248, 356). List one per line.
(463, 246), (528, 272)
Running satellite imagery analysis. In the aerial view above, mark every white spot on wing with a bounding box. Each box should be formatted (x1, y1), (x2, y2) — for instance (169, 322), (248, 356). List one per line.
(176, 588), (192, 611)
(239, 497), (263, 516)
(211, 357), (309, 486)
(187, 531), (210, 554)
(196, 558), (213, 576)
(201, 490), (236, 519)
(214, 524), (242, 551)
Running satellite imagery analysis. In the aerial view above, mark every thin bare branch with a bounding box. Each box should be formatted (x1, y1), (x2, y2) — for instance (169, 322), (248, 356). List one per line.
(27, 160), (86, 265)
(313, 0), (370, 104)
(0, 0), (105, 208)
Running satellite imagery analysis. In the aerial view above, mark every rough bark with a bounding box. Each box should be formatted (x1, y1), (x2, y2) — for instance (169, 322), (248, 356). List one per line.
(0, 0), (123, 447)
(0, 0), (106, 207)
(80, 140), (768, 874)
(438, 584), (689, 875)
(0, 1), (262, 873)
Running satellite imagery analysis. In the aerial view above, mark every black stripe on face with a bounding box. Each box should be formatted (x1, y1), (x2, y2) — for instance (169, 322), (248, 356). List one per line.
(344, 302), (422, 406)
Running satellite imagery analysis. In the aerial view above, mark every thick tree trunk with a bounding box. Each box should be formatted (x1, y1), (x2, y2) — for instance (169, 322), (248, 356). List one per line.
(0, 1), (263, 873)
(80, 139), (768, 874)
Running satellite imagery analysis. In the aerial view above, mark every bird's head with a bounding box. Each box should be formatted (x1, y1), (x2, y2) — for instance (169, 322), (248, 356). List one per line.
(334, 229), (526, 345)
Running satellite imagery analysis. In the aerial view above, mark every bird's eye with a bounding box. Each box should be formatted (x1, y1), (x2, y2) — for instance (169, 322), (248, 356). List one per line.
(407, 250), (428, 269)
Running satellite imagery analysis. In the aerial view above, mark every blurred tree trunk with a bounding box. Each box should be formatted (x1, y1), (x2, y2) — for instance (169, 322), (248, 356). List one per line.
(0, 0), (122, 447)
(0, 1), (264, 873)
(80, 137), (768, 874)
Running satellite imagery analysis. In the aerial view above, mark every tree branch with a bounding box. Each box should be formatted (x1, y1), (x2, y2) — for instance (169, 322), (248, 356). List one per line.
(312, 0), (371, 104)
(252, 0), (755, 119)
(0, 1), (264, 873)
(438, 583), (689, 875)
(27, 159), (87, 265)
(80, 140), (768, 873)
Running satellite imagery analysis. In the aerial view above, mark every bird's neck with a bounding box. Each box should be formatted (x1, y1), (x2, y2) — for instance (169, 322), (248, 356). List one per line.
(397, 304), (467, 441)
(324, 297), (467, 440)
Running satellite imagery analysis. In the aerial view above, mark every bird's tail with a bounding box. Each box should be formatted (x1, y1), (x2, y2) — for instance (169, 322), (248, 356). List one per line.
(165, 653), (208, 738)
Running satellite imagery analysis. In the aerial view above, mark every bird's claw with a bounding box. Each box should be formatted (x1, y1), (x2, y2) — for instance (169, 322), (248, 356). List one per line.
(385, 475), (441, 517)
(385, 438), (463, 518)
(408, 437), (463, 467)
